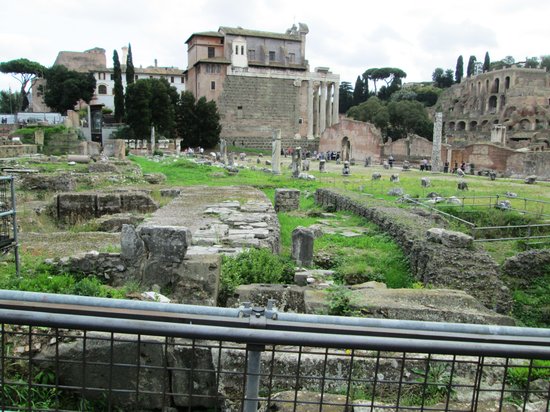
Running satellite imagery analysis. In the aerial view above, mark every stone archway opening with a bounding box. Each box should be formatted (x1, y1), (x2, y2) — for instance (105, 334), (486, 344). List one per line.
(341, 136), (351, 162)
(457, 121), (466, 131)
(488, 96), (498, 113)
(491, 78), (500, 94)
(469, 121), (478, 131)
(519, 119), (531, 130)
(448, 121), (456, 131)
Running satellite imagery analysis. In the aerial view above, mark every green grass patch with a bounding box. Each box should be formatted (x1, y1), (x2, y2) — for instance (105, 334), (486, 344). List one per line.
(219, 248), (294, 306)
(510, 272), (550, 328)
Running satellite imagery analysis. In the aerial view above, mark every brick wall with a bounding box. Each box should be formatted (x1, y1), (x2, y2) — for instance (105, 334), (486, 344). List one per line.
(218, 76), (303, 149)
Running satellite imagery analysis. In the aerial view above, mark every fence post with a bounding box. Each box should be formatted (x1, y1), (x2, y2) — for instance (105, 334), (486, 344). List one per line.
(241, 301), (278, 412)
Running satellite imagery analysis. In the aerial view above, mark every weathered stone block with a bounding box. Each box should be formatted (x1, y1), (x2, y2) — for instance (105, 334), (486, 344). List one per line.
(292, 226), (315, 267)
(139, 225), (191, 263)
(57, 193), (97, 222)
(33, 333), (168, 410)
(171, 254), (220, 306)
(169, 339), (218, 408)
(120, 192), (158, 213)
(97, 193), (122, 215)
(426, 228), (473, 249)
(120, 224), (145, 263)
(274, 188), (300, 212)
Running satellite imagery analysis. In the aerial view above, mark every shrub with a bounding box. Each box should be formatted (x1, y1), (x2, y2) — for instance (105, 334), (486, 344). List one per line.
(327, 285), (359, 316)
(507, 360), (550, 388)
(219, 249), (294, 306)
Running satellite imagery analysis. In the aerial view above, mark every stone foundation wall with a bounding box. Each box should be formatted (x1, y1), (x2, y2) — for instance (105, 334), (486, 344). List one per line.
(55, 191), (158, 224)
(314, 188), (512, 313)
(0, 144), (37, 158)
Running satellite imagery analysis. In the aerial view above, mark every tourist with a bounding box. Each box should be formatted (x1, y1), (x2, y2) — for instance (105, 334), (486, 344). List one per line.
(388, 155), (394, 168)
(443, 161), (449, 173)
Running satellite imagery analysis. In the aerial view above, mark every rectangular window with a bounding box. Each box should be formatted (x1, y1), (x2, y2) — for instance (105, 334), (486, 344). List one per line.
(135, 75), (138, 81)
(235, 45), (239, 55)
(248, 49), (255, 60)
(269, 51), (276, 61)
(211, 81), (216, 90)
(237, 106), (243, 119)
(241, 45), (244, 55)
(208, 47), (215, 58)
(181, 76), (185, 83)
(110, 74), (115, 80)
(170, 76), (174, 83)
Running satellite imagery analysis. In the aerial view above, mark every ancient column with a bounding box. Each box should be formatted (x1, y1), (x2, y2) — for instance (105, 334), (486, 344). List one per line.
(319, 82), (327, 134)
(150, 126), (156, 154)
(291, 147), (302, 178)
(307, 80), (314, 139)
(272, 129), (281, 175)
(220, 138), (228, 164)
(313, 82), (320, 137)
(326, 83), (333, 128)
(431, 112), (443, 172)
(175, 138), (182, 156)
(332, 81), (340, 125)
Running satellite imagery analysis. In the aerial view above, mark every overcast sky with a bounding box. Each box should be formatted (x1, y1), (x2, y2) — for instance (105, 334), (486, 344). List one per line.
(1, 0), (549, 93)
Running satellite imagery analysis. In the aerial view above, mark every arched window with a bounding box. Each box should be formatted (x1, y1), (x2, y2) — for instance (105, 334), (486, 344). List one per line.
(98, 85), (107, 95)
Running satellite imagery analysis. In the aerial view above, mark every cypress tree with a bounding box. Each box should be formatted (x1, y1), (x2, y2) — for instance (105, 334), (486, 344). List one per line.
(126, 43), (135, 85)
(353, 76), (366, 106)
(113, 50), (125, 122)
(467, 55), (477, 77)
(455, 55), (464, 83)
(483, 52), (491, 72)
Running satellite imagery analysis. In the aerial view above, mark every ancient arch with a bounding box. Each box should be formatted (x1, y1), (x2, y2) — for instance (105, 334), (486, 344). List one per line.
(448, 121), (456, 131)
(491, 78), (500, 94)
(341, 136), (351, 162)
(505, 76), (510, 90)
(481, 120), (490, 131)
(457, 121), (466, 131)
(469, 121), (478, 131)
(519, 119), (531, 130)
(488, 96), (497, 113)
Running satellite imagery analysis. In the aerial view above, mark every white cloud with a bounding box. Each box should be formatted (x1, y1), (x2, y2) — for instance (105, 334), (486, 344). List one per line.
(1, 0), (549, 93)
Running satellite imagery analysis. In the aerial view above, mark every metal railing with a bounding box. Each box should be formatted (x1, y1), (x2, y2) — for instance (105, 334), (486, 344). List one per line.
(403, 195), (550, 243)
(0, 290), (549, 411)
(0, 176), (19, 275)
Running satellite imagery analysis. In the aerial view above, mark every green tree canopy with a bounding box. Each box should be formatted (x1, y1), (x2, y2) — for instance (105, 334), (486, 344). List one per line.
(0, 89), (22, 114)
(0, 58), (45, 111)
(125, 43), (135, 85)
(125, 80), (152, 139)
(483, 52), (491, 72)
(455, 55), (464, 83)
(524, 57), (540, 68)
(432, 68), (454, 88)
(467, 55), (477, 77)
(41, 65), (96, 114)
(176, 91), (221, 148)
(541, 55), (550, 72)
(391, 85), (441, 107)
(113, 50), (125, 122)
(338, 81), (353, 114)
(387, 100), (433, 140)
(363, 67), (406, 95)
(352, 76), (367, 106)
(347, 96), (389, 134)
(125, 78), (177, 139)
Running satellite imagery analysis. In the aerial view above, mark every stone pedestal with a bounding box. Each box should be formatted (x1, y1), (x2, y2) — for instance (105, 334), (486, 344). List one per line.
(292, 226), (314, 267)
(274, 189), (300, 212)
(319, 159), (326, 172)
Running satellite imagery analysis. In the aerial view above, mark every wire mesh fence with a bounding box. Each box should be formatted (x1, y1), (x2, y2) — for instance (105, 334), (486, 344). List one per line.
(0, 292), (549, 411)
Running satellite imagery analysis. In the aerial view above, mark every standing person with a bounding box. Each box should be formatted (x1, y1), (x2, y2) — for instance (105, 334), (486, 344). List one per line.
(388, 154), (394, 168)
(443, 161), (449, 173)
